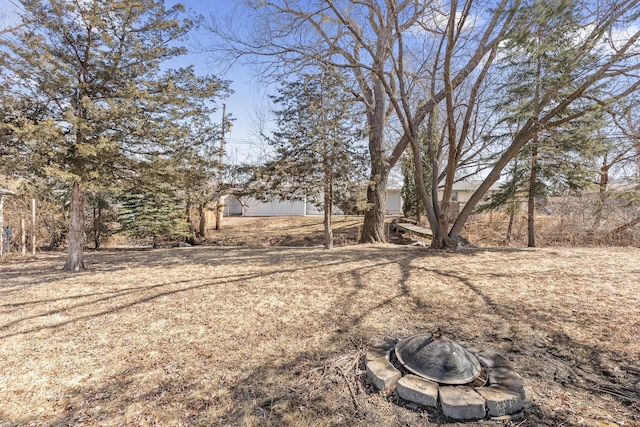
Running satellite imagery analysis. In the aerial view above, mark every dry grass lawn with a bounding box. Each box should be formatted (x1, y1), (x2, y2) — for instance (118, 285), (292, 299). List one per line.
(1, 225), (639, 426)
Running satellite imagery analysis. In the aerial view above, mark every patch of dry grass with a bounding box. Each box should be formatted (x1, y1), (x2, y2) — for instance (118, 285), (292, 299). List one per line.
(203, 216), (382, 247)
(1, 245), (639, 426)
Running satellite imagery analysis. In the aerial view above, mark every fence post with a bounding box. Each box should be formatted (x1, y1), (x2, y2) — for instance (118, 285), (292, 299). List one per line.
(21, 218), (26, 256)
(31, 199), (36, 256)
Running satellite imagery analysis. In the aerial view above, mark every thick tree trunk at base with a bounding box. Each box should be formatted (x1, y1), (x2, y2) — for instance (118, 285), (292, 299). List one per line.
(360, 76), (389, 244)
(360, 181), (387, 243)
(430, 219), (458, 251)
(426, 208), (456, 250)
(64, 181), (85, 271)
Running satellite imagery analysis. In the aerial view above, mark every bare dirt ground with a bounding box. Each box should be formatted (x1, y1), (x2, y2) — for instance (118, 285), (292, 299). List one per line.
(1, 217), (639, 426)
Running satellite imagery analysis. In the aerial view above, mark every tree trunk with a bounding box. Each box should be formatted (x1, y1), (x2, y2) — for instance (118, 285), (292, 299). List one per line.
(407, 113), (439, 246)
(605, 216), (640, 240)
(592, 159), (609, 230)
(360, 174), (388, 243)
(215, 198), (223, 231)
(527, 51), (542, 248)
(64, 181), (85, 271)
(31, 199), (36, 256)
(527, 142), (538, 248)
(93, 205), (102, 249)
(198, 203), (207, 237)
(430, 214), (457, 250)
(360, 77), (388, 243)
(185, 199), (195, 244)
(450, 120), (538, 246)
(323, 135), (334, 249)
(92, 206), (97, 249)
(506, 204), (516, 244)
(21, 218), (26, 256)
(323, 183), (333, 249)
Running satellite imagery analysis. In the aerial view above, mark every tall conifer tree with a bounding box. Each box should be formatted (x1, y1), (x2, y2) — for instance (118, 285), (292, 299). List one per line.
(0, 0), (227, 270)
(257, 71), (366, 248)
(498, 0), (604, 246)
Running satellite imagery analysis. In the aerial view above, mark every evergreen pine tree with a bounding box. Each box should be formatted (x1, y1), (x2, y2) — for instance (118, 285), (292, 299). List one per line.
(117, 183), (188, 247)
(254, 70), (366, 248)
(498, 0), (603, 246)
(0, 0), (227, 269)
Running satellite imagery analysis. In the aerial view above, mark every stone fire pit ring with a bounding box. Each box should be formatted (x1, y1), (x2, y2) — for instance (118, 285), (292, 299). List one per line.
(366, 337), (533, 421)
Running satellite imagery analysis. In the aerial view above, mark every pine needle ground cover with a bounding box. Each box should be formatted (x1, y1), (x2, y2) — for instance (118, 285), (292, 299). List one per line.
(1, 245), (639, 426)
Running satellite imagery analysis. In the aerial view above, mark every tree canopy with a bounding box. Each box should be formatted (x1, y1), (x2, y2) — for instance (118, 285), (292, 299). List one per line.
(2, 0), (639, 257)
(0, 0), (228, 269)
(252, 70), (367, 248)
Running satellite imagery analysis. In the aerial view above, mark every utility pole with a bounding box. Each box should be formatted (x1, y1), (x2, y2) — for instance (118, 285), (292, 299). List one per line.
(215, 104), (228, 230)
(219, 104), (226, 185)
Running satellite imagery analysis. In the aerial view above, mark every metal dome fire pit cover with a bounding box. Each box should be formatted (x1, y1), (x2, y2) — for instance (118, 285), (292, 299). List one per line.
(395, 333), (482, 385)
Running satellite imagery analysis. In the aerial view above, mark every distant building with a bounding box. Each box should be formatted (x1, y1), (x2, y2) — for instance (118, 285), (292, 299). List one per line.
(223, 187), (403, 217)
(436, 180), (501, 215)
(438, 180), (501, 203)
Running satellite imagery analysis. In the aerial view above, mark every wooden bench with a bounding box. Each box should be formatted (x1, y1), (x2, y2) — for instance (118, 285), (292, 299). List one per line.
(393, 222), (433, 240)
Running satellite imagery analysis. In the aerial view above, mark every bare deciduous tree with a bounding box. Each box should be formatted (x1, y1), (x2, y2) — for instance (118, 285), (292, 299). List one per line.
(209, 0), (639, 250)
(207, 0), (517, 243)
(420, 0), (640, 249)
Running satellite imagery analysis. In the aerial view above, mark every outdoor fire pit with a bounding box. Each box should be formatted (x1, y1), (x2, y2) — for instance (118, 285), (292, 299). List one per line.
(366, 332), (532, 421)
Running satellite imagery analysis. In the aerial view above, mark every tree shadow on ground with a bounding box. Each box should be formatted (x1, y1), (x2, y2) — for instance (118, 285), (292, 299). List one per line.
(1, 246), (638, 426)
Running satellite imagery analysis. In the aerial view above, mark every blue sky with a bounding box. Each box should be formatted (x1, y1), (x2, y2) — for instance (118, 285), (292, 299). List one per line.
(175, 1), (270, 163)
(143, 1), (272, 163)
(0, 0), (268, 163)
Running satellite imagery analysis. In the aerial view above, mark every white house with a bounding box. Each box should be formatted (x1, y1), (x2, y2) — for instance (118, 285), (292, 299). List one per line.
(437, 180), (502, 204)
(435, 180), (502, 215)
(386, 188), (402, 214)
(224, 188), (403, 217)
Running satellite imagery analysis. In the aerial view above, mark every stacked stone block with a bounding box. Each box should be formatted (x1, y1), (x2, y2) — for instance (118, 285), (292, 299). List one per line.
(366, 339), (532, 421)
